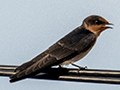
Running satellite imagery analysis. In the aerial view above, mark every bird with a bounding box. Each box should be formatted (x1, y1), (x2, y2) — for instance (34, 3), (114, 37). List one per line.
(9, 15), (113, 82)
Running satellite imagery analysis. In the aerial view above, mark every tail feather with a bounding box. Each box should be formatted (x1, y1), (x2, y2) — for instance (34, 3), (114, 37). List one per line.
(10, 54), (57, 83)
(15, 52), (47, 72)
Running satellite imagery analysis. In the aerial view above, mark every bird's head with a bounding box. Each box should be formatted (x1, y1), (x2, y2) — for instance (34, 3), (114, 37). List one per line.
(82, 15), (113, 36)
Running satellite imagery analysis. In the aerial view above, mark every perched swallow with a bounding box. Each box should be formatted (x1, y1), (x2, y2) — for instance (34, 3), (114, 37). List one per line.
(10, 15), (113, 82)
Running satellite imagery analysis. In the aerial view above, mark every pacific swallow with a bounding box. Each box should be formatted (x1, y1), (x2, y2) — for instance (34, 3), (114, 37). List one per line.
(10, 15), (113, 82)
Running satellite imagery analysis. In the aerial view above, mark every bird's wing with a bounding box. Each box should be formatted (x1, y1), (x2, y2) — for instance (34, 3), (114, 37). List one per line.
(10, 42), (76, 82)
(14, 52), (47, 72)
(10, 27), (96, 82)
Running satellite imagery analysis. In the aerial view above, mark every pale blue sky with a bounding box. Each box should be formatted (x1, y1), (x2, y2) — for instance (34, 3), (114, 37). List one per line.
(0, 0), (120, 90)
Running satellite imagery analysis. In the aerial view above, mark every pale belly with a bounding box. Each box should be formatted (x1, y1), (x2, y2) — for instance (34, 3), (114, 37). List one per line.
(60, 48), (92, 65)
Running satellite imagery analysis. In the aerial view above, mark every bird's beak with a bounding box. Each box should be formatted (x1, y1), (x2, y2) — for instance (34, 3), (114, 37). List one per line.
(105, 23), (114, 29)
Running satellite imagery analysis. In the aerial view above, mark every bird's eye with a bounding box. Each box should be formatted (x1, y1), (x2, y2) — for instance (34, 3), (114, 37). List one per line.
(95, 20), (99, 24)
(94, 20), (102, 25)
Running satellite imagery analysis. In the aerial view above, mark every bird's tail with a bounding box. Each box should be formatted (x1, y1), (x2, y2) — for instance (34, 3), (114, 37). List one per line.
(10, 54), (57, 83)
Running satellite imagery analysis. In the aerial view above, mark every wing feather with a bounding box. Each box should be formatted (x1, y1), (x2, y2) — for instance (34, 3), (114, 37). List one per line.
(15, 52), (47, 72)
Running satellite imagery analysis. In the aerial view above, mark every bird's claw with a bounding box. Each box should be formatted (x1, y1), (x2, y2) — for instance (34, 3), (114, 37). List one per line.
(77, 66), (87, 73)
(70, 62), (88, 73)
(79, 66), (87, 70)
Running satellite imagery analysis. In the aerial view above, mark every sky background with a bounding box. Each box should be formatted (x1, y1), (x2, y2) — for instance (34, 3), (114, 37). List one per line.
(0, 0), (120, 90)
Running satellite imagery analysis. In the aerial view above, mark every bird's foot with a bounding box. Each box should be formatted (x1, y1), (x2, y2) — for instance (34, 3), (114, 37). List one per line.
(70, 62), (87, 73)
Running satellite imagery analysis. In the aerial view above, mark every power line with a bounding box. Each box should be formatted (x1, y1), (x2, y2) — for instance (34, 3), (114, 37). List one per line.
(0, 65), (120, 84)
